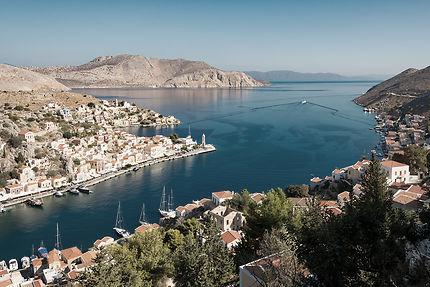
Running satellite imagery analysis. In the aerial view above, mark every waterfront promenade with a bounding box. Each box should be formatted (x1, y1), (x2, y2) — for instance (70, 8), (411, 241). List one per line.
(1, 145), (215, 208)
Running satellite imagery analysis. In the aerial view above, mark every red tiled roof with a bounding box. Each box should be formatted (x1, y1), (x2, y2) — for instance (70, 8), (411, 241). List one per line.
(221, 230), (242, 245)
(135, 223), (159, 234)
(381, 160), (408, 168)
(61, 246), (82, 261)
(0, 279), (12, 287)
(212, 191), (234, 199)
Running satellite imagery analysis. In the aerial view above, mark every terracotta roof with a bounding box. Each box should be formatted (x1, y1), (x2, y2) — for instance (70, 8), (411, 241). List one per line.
(67, 270), (80, 280)
(81, 250), (97, 266)
(48, 249), (60, 264)
(288, 197), (309, 207)
(319, 200), (337, 207)
(32, 258), (43, 267)
(381, 160), (408, 168)
(250, 193), (265, 204)
(0, 270), (7, 276)
(33, 279), (45, 287)
(135, 223), (159, 234)
(338, 191), (351, 201)
(212, 191), (234, 199)
(61, 246), (82, 261)
(327, 207), (343, 216)
(406, 185), (426, 195)
(221, 230), (242, 245)
(0, 279), (12, 287)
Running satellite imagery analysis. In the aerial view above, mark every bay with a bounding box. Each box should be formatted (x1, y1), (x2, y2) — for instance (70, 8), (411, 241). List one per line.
(0, 81), (379, 261)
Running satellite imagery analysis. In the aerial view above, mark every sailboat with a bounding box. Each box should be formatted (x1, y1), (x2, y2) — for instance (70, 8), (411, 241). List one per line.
(139, 203), (147, 225)
(113, 202), (130, 238)
(159, 187), (176, 218)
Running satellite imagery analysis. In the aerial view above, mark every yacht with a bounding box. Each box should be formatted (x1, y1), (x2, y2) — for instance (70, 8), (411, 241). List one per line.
(21, 257), (30, 269)
(8, 259), (18, 271)
(159, 187), (176, 218)
(113, 202), (130, 238)
(54, 190), (64, 197)
(69, 188), (79, 195)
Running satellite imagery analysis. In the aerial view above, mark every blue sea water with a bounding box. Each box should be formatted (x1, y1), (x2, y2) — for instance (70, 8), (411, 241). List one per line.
(0, 81), (379, 260)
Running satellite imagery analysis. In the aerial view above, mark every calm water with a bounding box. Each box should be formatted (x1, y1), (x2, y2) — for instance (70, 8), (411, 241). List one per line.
(0, 82), (379, 260)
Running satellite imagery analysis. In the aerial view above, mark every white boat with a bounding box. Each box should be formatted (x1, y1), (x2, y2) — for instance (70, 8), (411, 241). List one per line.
(54, 190), (64, 197)
(113, 202), (130, 238)
(139, 203), (147, 225)
(21, 257), (30, 269)
(301, 100), (307, 104)
(8, 259), (18, 271)
(158, 187), (176, 218)
(0, 260), (7, 270)
(69, 188), (79, 195)
(0, 205), (5, 213)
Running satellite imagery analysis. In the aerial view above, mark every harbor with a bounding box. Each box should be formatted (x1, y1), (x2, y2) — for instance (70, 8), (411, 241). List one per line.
(0, 82), (379, 265)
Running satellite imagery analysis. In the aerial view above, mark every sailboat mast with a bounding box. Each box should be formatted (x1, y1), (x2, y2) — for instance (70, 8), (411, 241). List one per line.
(55, 222), (62, 251)
(115, 202), (122, 229)
(140, 203), (146, 223)
(169, 188), (174, 211)
(160, 186), (166, 211)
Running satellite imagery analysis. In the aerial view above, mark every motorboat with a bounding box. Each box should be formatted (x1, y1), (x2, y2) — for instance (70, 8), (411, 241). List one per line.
(69, 188), (79, 195)
(301, 100), (307, 104)
(78, 186), (93, 194)
(54, 190), (64, 197)
(21, 257), (30, 269)
(8, 259), (18, 271)
(0, 205), (5, 213)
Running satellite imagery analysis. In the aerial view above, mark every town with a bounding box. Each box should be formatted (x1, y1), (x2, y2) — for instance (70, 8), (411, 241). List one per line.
(0, 99), (216, 208)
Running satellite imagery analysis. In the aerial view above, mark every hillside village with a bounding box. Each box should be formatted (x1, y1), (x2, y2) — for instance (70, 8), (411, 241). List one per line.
(0, 98), (192, 205)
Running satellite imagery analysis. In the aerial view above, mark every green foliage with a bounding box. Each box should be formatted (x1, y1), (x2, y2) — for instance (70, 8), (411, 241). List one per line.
(173, 222), (235, 287)
(393, 145), (428, 174)
(163, 229), (184, 251)
(285, 184), (309, 197)
(8, 136), (22, 148)
(46, 170), (58, 178)
(87, 102), (96, 108)
(177, 218), (202, 237)
(73, 158), (81, 166)
(80, 230), (173, 287)
(15, 152), (25, 164)
(169, 133), (180, 143)
(13, 105), (24, 111)
(297, 156), (414, 286)
(228, 189), (255, 213)
(62, 131), (73, 139)
(0, 129), (10, 140)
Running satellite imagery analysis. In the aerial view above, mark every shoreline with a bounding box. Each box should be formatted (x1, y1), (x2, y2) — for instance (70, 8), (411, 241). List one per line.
(1, 145), (215, 208)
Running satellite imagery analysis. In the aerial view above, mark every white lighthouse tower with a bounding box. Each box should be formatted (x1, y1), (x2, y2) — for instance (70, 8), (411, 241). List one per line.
(201, 133), (206, 147)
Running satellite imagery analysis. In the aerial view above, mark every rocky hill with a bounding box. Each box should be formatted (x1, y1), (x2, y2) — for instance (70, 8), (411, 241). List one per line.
(354, 66), (430, 117)
(33, 54), (264, 88)
(0, 64), (70, 92)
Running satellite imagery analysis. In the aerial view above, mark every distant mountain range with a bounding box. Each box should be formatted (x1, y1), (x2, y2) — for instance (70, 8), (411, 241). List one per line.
(31, 54), (264, 88)
(354, 66), (430, 117)
(245, 70), (389, 82)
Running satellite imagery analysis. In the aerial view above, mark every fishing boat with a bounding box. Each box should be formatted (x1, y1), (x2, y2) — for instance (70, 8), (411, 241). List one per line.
(21, 257), (30, 269)
(159, 187), (176, 218)
(139, 203), (147, 225)
(113, 202), (130, 238)
(69, 188), (79, 195)
(0, 204), (5, 213)
(26, 198), (43, 207)
(54, 190), (64, 197)
(8, 259), (18, 271)
(78, 186), (93, 194)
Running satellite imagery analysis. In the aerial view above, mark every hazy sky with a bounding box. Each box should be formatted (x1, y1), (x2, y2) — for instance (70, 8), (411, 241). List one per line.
(1, 0), (429, 75)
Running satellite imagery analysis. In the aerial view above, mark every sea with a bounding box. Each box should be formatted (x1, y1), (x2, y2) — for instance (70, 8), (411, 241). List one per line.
(0, 81), (380, 260)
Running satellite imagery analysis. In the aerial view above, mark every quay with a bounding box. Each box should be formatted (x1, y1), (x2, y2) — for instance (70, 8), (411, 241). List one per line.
(1, 145), (216, 208)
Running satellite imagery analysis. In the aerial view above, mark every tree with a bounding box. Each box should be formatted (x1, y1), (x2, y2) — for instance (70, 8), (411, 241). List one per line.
(15, 152), (25, 164)
(8, 136), (22, 148)
(173, 222), (235, 287)
(256, 227), (306, 286)
(285, 184), (309, 197)
(297, 156), (414, 286)
(73, 158), (81, 166)
(228, 189), (255, 213)
(79, 230), (173, 287)
(394, 145), (428, 175)
(163, 229), (184, 251)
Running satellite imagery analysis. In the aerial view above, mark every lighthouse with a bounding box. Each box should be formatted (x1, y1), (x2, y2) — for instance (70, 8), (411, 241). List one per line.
(201, 133), (206, 147)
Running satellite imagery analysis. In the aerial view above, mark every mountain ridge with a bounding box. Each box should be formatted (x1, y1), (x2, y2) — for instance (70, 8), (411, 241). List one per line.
(32, 54), (264, 89)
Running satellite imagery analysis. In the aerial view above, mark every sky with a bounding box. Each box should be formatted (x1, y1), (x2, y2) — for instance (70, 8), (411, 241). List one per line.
(0, 0), (429, 75)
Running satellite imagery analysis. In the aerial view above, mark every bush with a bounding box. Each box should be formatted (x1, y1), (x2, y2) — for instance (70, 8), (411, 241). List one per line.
(8, 136), (23, 148)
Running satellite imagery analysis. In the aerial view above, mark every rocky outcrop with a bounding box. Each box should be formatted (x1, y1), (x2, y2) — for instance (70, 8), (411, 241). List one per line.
(355, 66), (430, 107)
(33, 54), (264, 89)
(0, 64), (70, 92)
